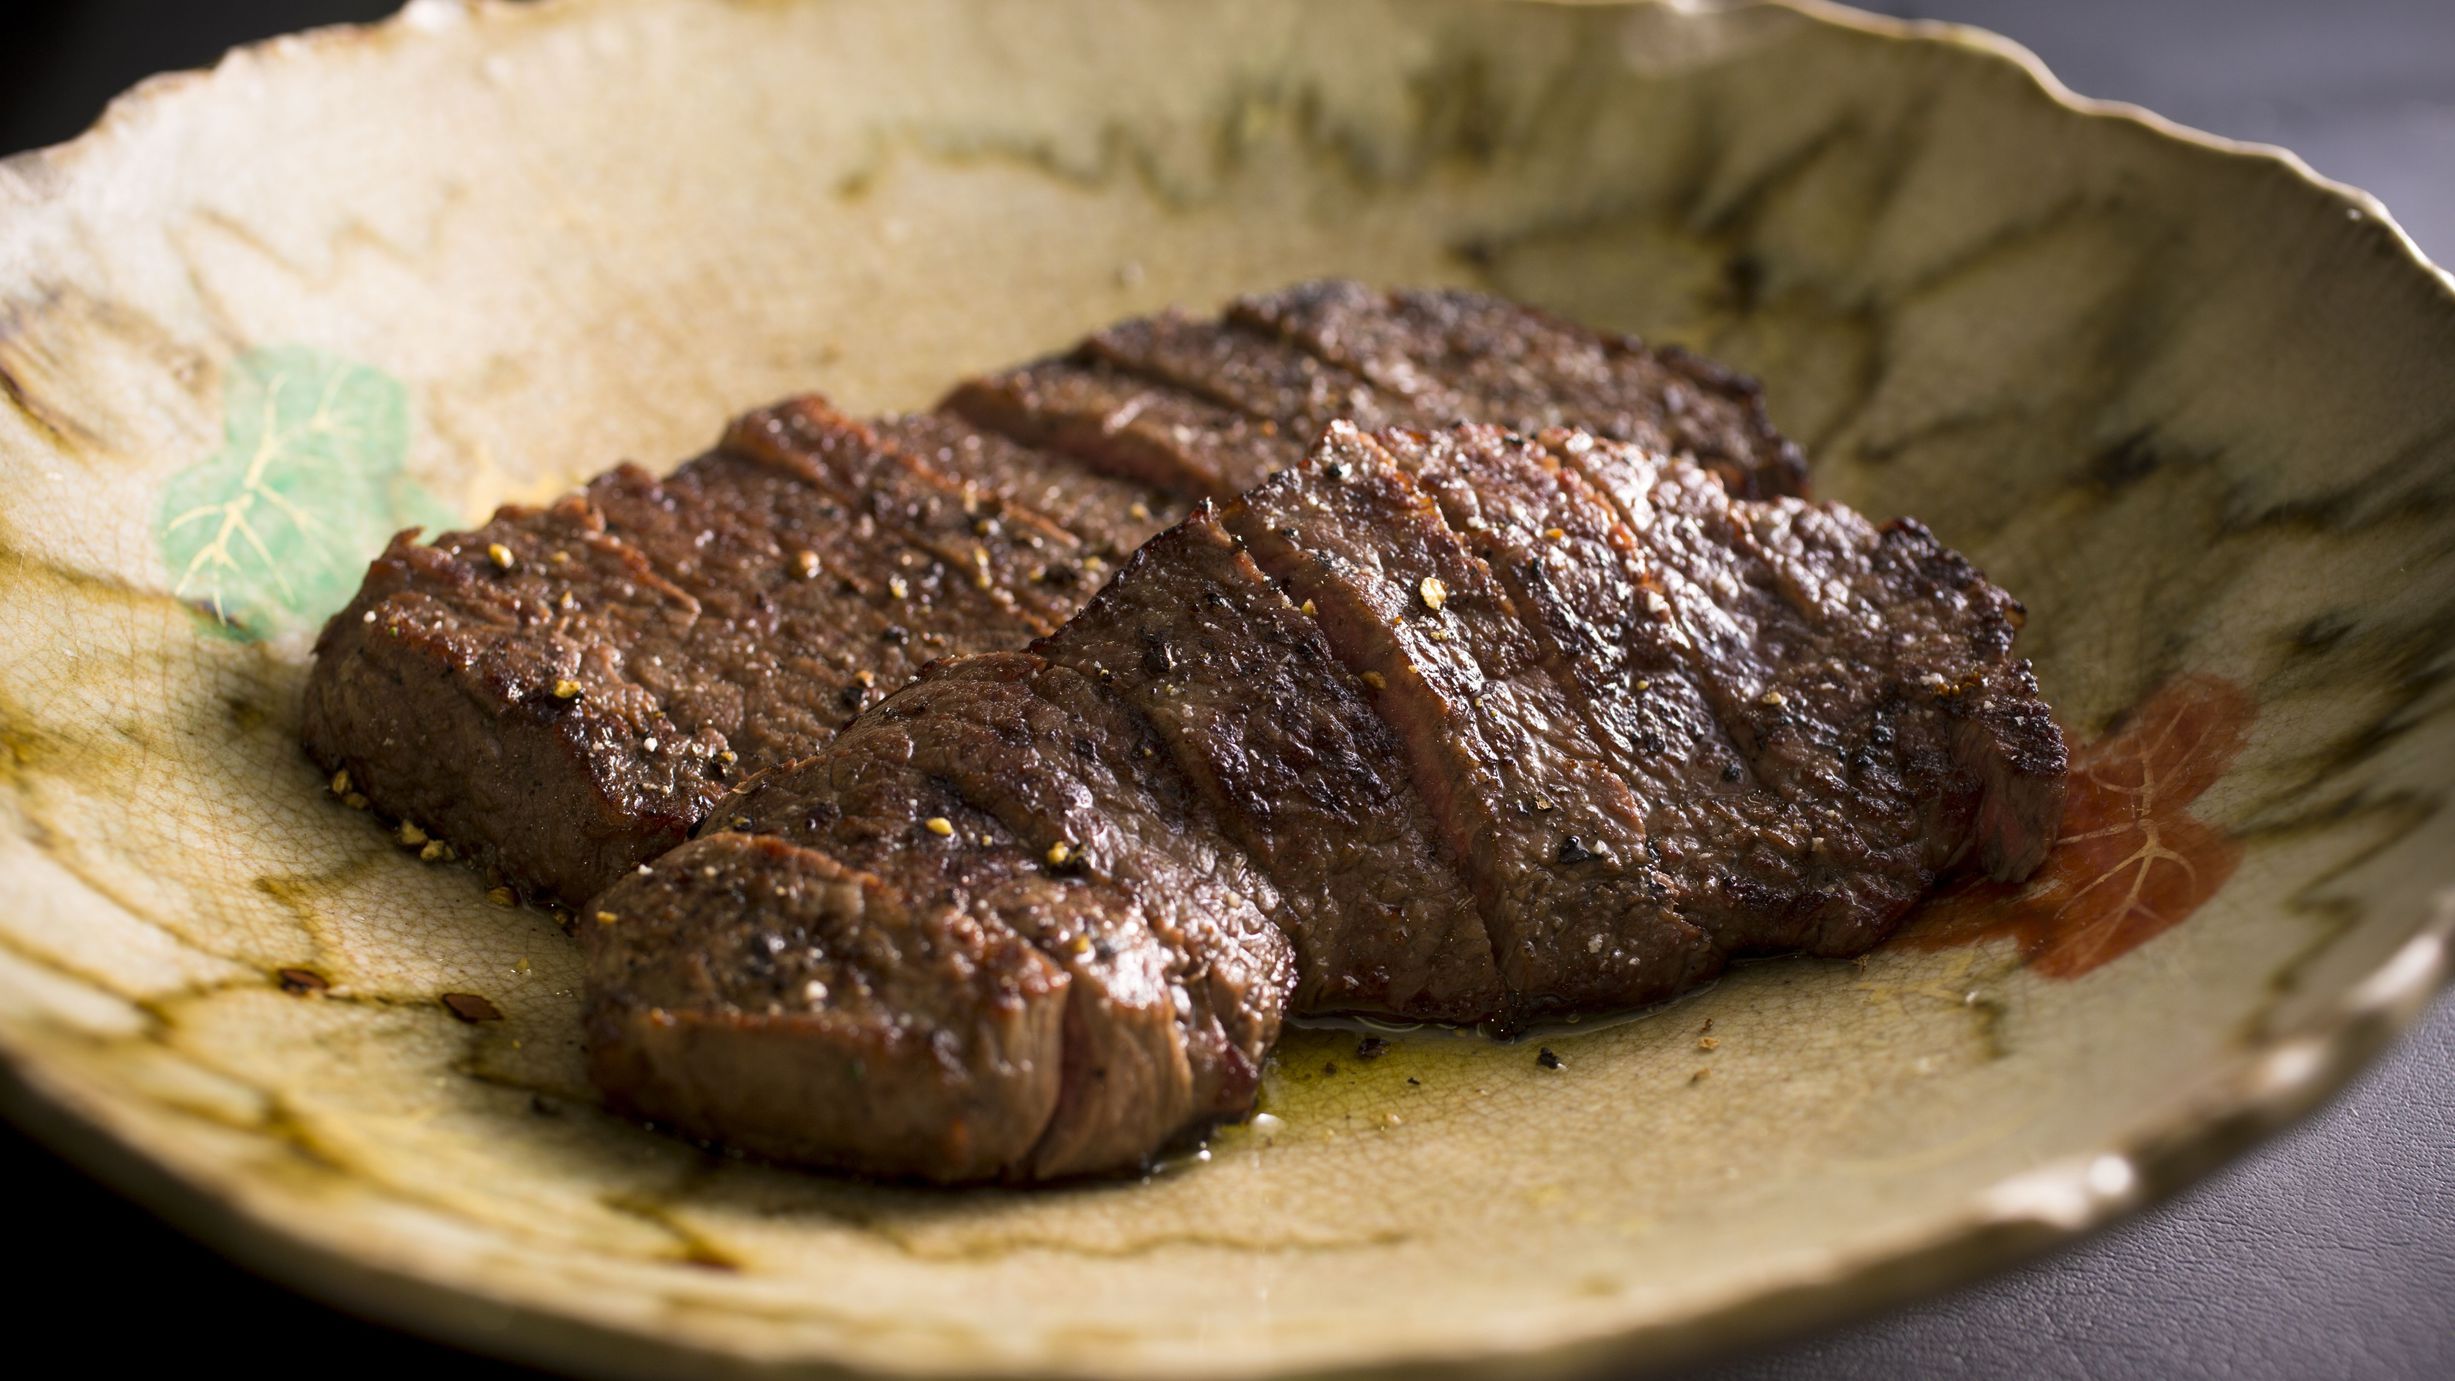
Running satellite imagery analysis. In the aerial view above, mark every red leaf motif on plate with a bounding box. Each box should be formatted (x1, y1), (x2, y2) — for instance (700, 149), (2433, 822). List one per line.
(1901, 673), (2255, 978)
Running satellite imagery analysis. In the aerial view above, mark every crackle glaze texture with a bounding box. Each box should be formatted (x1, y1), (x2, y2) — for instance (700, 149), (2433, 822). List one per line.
(0, 2), (2450, 1377)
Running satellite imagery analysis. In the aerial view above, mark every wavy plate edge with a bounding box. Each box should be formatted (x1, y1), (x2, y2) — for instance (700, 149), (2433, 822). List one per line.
(0, 0), (2450, 1376)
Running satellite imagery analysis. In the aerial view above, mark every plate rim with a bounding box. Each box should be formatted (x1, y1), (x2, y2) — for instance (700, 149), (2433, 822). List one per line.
(1, 0), (2450, 1376)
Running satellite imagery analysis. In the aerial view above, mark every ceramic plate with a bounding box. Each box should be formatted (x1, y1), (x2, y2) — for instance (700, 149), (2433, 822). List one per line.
(1, 1), (2449, 1376)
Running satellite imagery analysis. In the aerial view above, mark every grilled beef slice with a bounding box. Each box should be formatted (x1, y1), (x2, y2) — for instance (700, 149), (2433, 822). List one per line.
(867, 410), (1191, 561)
(585, 423), (2064, 1181)
(1228, 280), (1807, 500)
(308, 283), (1805, 908)
(949, 281), (1806, 501)
(304, 399), (1046, 907)
(589, 652), (1295, 1181)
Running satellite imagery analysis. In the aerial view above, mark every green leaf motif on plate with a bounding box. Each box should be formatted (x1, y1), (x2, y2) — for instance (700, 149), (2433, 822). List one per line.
(157, 345), (456, 640)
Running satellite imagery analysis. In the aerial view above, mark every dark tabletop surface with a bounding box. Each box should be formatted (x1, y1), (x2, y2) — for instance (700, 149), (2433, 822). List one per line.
(3, 2), (2449, 1378)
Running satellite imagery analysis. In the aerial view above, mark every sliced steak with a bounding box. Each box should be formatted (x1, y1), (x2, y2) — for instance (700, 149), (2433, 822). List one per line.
(1218, 429), (1714, 1020)
(590, 652), (1294, 1182)
(943, 357), (1305, 497)
(305, 404), (1043, 907)
(947, 281), (1804, 502)
(722, 396), (1087, 632)
(1365, 425), (2063, 957)
(1045, 508), (1504, 1019)
(1230, 281), (1809, 499)
(1367, 426), (1809, 957)
(310, 281), (1813, 912)
(1083, 309), (1443, 438)
(869, 410), (1185, 558)
(586, 830), (1071, 1182)
(1550, 432), (2064, 948)
(586, 424), (2062, 1180)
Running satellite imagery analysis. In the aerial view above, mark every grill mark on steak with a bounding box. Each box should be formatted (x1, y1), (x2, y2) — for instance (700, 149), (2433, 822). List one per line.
(580, 453), (956, 751)
(868, 410), (1186, 559)
(306, 409), (1046, 906)
(1229, 281), (1809, 499)
(1082, 310), (1451, 438)
(951, 283), (1805, 505)
(1545, 432), (2066, 950)
(1218, 426), (1713, 1022)
(722, 397), (1086, 633)
(944, 356), (1306, 497)
(1040, 507), (1504, 1019)
(1369, 426), (1811, 956)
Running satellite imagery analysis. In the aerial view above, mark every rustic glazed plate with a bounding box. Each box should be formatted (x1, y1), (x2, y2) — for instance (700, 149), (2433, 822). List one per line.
(2, 0), (2449, 1375)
